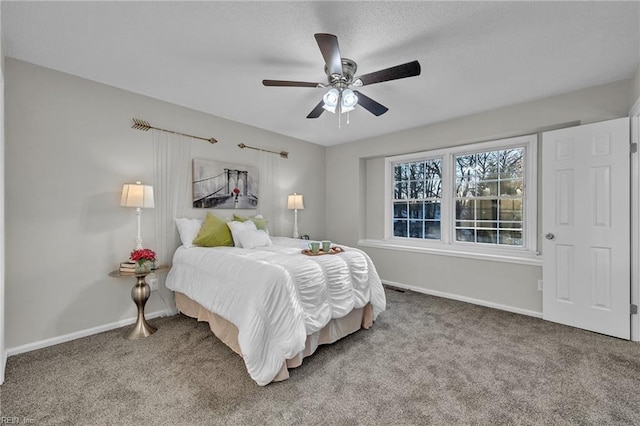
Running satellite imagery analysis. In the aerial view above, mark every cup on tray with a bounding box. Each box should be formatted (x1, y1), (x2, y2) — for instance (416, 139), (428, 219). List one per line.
(322, 240), (332, 252)
(308, 242), (320, 254)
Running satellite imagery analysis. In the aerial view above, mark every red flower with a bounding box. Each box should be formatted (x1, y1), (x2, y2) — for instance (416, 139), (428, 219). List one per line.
(130, 248), (156, 265)
(233, 188), (240, 195)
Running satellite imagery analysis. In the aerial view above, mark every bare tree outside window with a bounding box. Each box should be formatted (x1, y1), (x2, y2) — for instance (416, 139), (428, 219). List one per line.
(393, 158), (442, 239)
(454, 148), (524, 246)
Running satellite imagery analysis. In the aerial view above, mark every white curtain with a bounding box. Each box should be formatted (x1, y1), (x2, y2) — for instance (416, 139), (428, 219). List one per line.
(152, 130), (191, 267)
(257, 150), (281, 236)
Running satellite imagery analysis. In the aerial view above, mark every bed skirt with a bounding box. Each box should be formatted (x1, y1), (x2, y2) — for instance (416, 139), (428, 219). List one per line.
(174, 292), (373, 383)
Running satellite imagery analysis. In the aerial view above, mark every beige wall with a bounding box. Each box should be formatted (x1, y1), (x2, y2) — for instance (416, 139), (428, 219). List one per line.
(326, 79), (632, 315)
(4, 59), (326, 350)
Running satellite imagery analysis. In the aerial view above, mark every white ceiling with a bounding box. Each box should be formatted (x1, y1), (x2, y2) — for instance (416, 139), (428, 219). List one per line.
(2, 1), (639, 146)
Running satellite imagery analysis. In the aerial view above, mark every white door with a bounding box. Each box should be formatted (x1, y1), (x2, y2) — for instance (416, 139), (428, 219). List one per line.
(542, 117), (630, 339)
(0, 65), (5, 384)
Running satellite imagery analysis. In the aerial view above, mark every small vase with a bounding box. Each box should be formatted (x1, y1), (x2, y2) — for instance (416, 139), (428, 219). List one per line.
(135, 260), (153, 274)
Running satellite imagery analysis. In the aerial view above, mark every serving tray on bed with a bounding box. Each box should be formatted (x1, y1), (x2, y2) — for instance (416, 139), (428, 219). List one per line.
(301, 246), (344, 256)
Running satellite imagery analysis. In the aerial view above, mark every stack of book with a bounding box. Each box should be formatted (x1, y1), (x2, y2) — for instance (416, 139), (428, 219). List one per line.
(119, 261), (137, 273)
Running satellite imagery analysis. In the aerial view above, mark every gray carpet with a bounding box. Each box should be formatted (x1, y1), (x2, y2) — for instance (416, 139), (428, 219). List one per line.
(2, 287), (640, 425)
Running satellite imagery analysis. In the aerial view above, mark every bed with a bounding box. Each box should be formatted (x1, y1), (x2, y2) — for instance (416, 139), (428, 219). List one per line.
(165, 233), (386, 386)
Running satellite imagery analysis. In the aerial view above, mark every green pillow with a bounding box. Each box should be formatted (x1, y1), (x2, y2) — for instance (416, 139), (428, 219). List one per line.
(232, 214), (268, 232)
(193, 212), (234, 247)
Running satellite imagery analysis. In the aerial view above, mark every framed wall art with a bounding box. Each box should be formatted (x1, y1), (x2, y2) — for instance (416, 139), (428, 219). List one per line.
(192, 158), (259, 209)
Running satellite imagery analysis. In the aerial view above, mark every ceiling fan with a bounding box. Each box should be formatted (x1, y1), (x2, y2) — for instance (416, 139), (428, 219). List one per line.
(263, 33), (421, 119)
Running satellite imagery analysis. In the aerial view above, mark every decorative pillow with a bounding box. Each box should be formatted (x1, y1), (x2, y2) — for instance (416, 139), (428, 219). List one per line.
(227, 220), (257, 248)
(193, 213), (234, 247)
(232, 213), (268, 232)
(237, 229), (272, 249)
(175, 218), (203, 248)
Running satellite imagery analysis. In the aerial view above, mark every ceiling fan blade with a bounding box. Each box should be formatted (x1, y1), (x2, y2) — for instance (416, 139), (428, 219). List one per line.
(306, 100), (325, 119)
(263, 79), (321, 88)
(354, 91), (389, 116)
(355, 60), (421, 86)
(315, 33), (343, 77)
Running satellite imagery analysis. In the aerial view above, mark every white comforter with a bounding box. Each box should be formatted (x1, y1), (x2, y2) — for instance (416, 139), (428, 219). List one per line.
(165, 237), (386, 386)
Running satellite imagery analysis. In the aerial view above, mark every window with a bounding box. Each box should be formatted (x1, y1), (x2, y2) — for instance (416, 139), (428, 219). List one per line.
(393, 158), (442, 239)
(453, 147), (524, 246)
(385, 134), (537, 257)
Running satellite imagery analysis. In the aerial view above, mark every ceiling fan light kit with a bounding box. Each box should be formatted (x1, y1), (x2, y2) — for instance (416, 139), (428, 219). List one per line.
(262, 33), (421, 125)
(322, 88), (339, 113)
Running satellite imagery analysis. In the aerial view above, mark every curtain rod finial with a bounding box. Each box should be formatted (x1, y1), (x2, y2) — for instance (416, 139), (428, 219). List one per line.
(131, 118), (151, 131)
(238, 143), (246, 149)
(208, 138), (218, 144)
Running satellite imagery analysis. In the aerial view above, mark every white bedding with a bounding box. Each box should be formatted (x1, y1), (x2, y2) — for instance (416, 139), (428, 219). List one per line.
(165, 237), (386, 386)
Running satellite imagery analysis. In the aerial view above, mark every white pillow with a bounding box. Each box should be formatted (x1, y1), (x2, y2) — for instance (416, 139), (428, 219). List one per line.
(175, 218), (203, 248)
(227, 220), (257, 248)
(237, 229), (272, 249)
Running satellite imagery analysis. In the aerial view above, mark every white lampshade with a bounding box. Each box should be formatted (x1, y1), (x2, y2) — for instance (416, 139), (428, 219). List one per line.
(287, 193), (304, 210)
(341, 88), (358, 113)
(322, 88), (339, 113)
(120, 181), (155, 208)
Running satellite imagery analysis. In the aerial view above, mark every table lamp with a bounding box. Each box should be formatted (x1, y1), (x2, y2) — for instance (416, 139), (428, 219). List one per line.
(287, 193), (304, 239)
(121, 181), (155, 249)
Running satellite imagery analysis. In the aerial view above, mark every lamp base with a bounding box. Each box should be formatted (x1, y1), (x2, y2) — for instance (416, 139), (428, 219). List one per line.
(293, 209), (299, 239)
(135, 207), (144, 249)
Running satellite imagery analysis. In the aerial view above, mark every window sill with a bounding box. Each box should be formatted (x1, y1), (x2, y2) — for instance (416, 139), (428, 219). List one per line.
(358, 238), (543, 266)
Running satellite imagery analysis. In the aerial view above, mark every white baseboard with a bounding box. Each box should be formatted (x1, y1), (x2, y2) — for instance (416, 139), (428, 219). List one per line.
(5, 308), (179, 358)
(382, 279), (543, 319)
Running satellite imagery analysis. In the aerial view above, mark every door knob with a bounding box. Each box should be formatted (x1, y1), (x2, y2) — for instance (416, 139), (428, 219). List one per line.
(545, 233), (555, 240)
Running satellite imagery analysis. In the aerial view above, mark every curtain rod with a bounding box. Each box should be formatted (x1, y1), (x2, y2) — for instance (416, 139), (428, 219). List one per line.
(131, 118), (218, 144)
(238, 143), (288, 159)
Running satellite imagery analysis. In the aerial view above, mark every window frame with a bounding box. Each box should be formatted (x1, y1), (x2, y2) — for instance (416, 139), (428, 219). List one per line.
(383, 134), (538, 261)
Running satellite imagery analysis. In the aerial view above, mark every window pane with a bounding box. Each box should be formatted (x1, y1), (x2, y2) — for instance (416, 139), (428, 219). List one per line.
(409, 180), (424, 199)
(477, 230), (497, 244)
(477, 180), (498, 197)
(456, 228), (475, 242)
(394, 182), (408, 199)
(499, 179), (524, 196)
(476, 199), (497, 220)
(409, 202), (424, 219)
(425, 221), (441, 239)
(425, 159), (442, 198)
(476, 151), (499, 180)
(456, 200), (475, 220)
(499, 230), (523, 246)
(456, 220), (475, 228)
(393, 220), (408, 237)
(498, 221), (522, 229)
(424, 202), (441, 220)
(393, 202), (408, 219)
(499, 199), (523, 221)
(409, 220), (423, 238)
(395, 163), (410, 181)
(455, 177), (477, 197)
(456, 154), (476, 179)
(409, 162), (424, 180)
(499, 148), (524, 178)
(476, 221), (497, 229)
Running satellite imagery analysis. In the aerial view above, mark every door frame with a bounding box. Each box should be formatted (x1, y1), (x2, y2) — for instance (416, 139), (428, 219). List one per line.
(630, 96), (640, 342)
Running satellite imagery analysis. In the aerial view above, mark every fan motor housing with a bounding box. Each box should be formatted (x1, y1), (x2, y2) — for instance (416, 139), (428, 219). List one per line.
(325, 58), (358, 87)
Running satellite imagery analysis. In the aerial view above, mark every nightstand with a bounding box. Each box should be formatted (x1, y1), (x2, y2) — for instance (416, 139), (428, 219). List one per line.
(109, 265), (169, 340)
